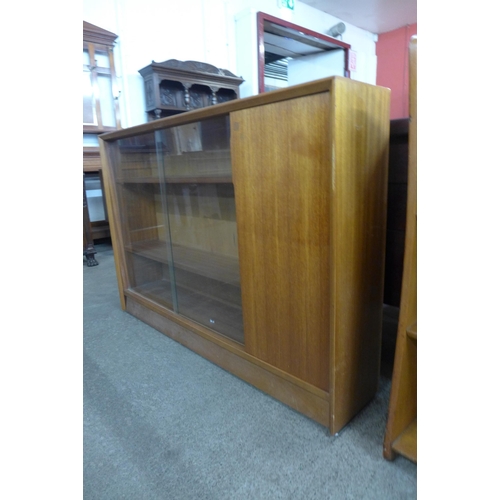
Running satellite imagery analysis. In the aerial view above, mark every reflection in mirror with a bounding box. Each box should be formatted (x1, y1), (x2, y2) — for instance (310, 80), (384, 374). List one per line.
(264, 57), (288, 92)
(258, 13), (351, 93)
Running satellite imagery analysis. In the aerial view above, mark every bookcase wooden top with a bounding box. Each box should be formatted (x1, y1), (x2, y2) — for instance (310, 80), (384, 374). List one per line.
(99, 77), (359, 142)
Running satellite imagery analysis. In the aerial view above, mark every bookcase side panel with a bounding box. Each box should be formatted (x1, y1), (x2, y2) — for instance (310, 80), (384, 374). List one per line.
(330, 78), (391, 433)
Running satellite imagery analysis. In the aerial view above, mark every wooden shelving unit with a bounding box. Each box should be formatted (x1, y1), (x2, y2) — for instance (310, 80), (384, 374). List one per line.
(100, 77), (391, 434)
(383, 35), (417, 463)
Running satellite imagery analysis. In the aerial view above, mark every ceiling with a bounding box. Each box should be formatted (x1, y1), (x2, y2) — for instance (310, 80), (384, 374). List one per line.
(300, 0), (417, 34)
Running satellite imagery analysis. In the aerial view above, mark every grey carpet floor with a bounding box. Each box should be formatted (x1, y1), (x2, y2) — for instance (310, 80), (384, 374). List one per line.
(83, 241), (417, 499)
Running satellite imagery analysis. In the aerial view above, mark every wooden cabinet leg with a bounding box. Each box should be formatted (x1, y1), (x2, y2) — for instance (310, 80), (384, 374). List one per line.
(83, 173), (98, 267)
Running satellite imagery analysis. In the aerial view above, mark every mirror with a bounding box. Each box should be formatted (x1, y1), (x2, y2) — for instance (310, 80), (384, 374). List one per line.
(257, 12), (351, 93)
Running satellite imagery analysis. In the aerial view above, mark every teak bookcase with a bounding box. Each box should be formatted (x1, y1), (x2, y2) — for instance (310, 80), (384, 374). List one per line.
(383, 36), (417, 462)
(100, 77), (390, 434)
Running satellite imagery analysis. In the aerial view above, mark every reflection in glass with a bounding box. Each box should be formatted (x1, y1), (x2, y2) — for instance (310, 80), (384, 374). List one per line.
(97, 74), (116, 127)
(94, 50), (110, 69)
(158, 115), (243, 343)
(83, 134), (99, 147)
(112, 117), (244, 344)
(84, 173), (106, 222)
(83, 71), (95, 124)
(83, 49), (90, 66)
(113, 132), (176, 311)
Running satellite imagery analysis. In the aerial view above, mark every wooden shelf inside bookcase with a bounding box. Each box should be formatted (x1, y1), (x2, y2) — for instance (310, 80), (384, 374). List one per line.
(126, 240), (241, 286)
(406, 322), (417, 341)
(119, 175), (233, 184)
(91, 222), (110, 240)
(131, 279), (244, 345)
(392, 419), (417, 462)
(117, 149), (233, 185)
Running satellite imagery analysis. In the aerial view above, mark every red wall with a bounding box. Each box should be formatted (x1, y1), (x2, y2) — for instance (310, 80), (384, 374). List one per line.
(376, 24), (417, 119)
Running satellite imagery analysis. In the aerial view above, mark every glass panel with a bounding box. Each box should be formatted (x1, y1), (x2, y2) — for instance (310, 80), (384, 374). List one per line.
(83, 48), (90, 66)
(111, 133), (175, 310)
(84, 173), (105, 222)
(83, 134), (99, 147)
(158, 115), (244, 344)
(97, 74), (116, 127)
(83, 70), (96, 125)
(94, 49), (110, 68)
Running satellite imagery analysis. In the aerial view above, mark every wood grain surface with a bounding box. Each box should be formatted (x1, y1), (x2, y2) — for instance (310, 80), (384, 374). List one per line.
(231, 92), (331, 391)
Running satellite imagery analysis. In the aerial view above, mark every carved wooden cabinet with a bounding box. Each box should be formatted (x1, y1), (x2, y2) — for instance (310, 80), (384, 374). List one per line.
(100, 77), (390, 434)
(139, 59), (244, 120)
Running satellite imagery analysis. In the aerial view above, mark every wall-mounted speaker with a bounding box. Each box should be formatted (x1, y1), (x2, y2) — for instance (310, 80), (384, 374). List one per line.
(327, 22), (346, 38)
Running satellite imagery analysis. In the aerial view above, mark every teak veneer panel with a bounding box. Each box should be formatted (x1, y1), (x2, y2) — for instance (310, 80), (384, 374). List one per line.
(330, 78), (390, 433)
(231, 92), (331, 392)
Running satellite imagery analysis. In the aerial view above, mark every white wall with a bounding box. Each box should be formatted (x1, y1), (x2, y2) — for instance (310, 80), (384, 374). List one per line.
(83, 0), (377, 128)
